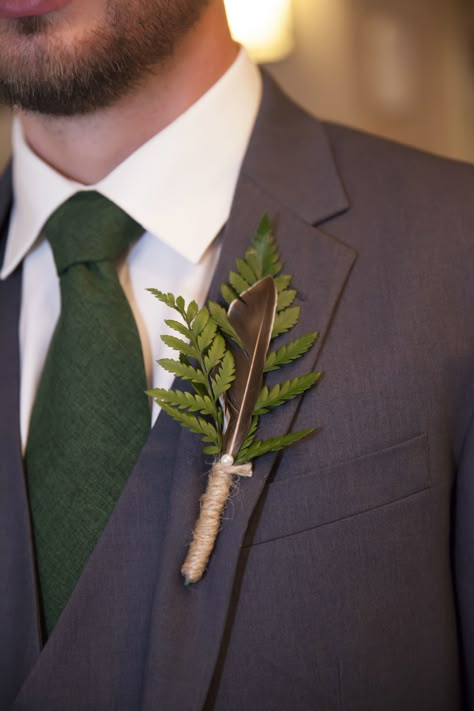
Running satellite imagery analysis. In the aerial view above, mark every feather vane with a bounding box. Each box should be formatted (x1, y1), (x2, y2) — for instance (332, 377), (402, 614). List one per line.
(223, 275), (277, 458)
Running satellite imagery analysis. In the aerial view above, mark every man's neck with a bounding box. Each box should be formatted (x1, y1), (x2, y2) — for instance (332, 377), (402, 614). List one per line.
(18, 2), (238, 185)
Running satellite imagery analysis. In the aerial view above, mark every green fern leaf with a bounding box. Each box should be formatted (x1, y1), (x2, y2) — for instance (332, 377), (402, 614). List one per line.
(255, 372), (320, 414)
(255, 212), (272, 239)
(236, 428), (314, 463)
(236, 258), (257, 285)
(221, 282), (238, 304)
(159, 402), (220, 446)
(274, 274), (292, 293)
(197, 319), (218, 353)
(164, 319), (191, 339)
(229, 271), (250, 295)
(187, 300), (199, 322)
(264, 332), (318, 372)
(204, 333), (226, 371)
(175, 296), (186, 318)
(277, 289), (297, 311)
(256, 252), (281, 278)
(147, 288), (176, 310)
(252, 215), (282, 277)
(211, 350), (235, 399)
(235, 415), (260, 460)
(243, 415), (259, 446)
(244, 251), (262, 280)
(158, 358), (208, 386)
(191, 306), (209, 336)
(160, 335), (197, 359)
(208, 301), (243, 347)
(203, 444), (222, 456)
(272, 305), (300, 338)
(148, 388), (216, 417)
(244, 241), (281, 279)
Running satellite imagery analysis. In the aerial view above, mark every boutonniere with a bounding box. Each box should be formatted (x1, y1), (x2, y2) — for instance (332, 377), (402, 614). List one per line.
(147, 215), (320, 584)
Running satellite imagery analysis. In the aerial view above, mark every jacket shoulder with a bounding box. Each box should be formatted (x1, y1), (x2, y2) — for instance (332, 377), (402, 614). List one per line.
(320, 120), (473, 248)
(322, 119), (474, 202)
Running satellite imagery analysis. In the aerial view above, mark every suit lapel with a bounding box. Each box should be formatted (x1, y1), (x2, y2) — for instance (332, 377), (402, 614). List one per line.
(0, 164), (43, 709)
(8, 75), (357, 710)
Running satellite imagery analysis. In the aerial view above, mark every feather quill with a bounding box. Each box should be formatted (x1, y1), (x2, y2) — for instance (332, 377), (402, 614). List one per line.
(223, 275), (277, 459)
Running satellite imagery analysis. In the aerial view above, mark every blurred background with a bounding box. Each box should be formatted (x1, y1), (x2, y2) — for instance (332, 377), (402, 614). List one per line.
(0, 0), (473, 170)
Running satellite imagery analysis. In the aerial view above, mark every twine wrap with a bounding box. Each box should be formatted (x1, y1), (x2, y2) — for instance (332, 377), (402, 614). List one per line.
(181, 459), (253, 584)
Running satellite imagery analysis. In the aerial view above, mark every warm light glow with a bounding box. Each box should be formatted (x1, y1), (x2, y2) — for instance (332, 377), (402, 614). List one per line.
(224, 0), (294, 63)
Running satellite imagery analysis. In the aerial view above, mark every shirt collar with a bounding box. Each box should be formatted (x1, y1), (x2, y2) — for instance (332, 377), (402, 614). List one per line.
(1, 48), (262, 279)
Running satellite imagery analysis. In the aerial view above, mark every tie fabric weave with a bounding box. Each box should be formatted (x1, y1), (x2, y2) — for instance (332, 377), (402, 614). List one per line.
(25, 191), (150, 636)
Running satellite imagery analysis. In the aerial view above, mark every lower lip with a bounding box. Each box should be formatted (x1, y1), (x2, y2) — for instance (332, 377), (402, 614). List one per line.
(0, 0), (71, 19)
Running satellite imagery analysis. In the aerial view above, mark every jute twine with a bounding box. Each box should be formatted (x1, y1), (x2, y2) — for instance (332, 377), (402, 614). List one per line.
(181, 458), (252, 585)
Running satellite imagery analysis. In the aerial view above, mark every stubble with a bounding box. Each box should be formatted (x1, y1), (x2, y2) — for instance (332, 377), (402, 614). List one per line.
(0, 0), (210, 115)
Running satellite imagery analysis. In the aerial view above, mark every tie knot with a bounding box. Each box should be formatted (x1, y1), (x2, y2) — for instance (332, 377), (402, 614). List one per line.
(43, 191), (144, 275)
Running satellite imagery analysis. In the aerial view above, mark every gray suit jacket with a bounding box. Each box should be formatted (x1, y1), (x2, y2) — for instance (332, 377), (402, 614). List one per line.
(0, 74), (473, 710)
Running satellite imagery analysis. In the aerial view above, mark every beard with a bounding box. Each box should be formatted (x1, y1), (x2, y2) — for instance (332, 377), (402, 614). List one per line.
(0, 0), (210, 116)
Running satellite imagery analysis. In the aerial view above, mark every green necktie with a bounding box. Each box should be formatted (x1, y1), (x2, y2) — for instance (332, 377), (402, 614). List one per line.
(25, 191), (150, 636)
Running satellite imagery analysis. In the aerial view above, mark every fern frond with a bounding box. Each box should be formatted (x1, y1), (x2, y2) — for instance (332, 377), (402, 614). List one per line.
(264, 332), (318, 372)
(208, 301), (242, 347)
(274, 274), (292, 293)
(150, 213), (321, 471)
(160, 335), (197, 359)
(187, 300), (199, 322)
(254, 221), (282, 274)
(164, 319), (192, 339)
(211, 350), (235, 399)
(255, 372), (320, 414)
(221, 283), (238, 305)
(272, 305), (300, 338)
(236, 428), (314, 463)
(204, 333), (226, 371)
(203, 444), (222, 456)
(234, 415), (260, 460)
(229, 271), (250, 295)
(191, 306), (209, 336)
(159, 402), (221, 446)
(236, 258), (257, 286)
(147, 289), (176, 309)
(197, 320), (218, 353)
(174, 296), (187, 319)
(148, 388), (216, 417)
(158, 358), (208, 386)
(277, 289), (297, 311)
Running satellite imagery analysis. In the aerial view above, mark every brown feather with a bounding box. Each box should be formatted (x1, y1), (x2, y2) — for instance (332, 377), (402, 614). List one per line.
(223, 276), (277, 459)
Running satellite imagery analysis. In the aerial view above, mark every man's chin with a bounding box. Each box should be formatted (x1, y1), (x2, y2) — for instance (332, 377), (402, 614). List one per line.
(0, 20), (120, 115)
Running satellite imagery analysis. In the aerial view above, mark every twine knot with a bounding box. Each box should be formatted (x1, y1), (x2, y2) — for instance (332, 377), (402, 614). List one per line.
(215, 458), (253, 478)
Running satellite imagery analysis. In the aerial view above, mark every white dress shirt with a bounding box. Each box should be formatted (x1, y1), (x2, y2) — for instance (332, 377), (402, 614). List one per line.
(0, 49), (262, 449)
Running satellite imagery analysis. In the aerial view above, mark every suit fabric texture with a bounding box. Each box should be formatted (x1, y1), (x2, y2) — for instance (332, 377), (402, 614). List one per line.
(0, 73), (473, 710)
